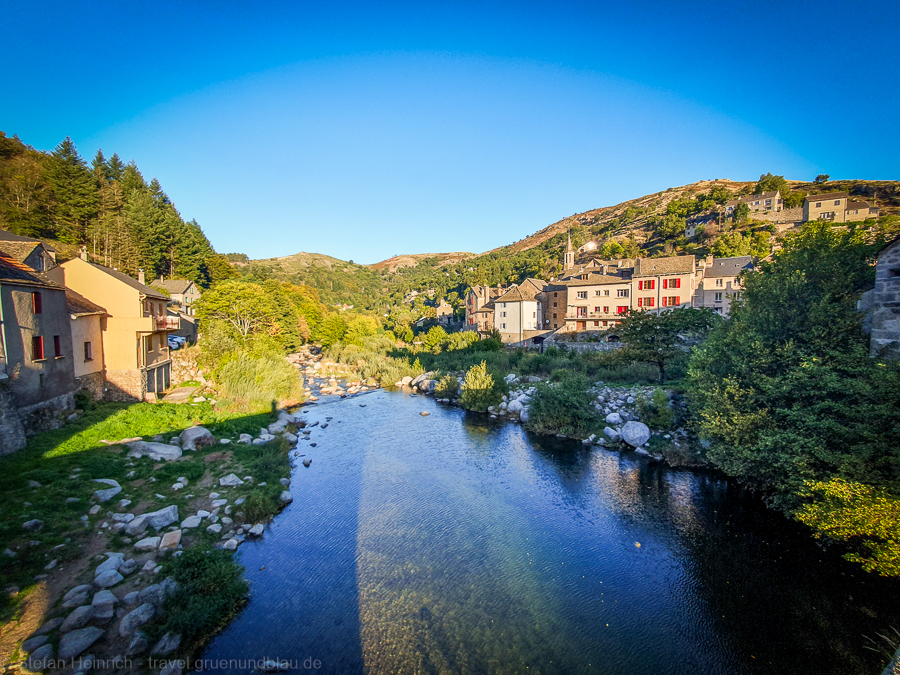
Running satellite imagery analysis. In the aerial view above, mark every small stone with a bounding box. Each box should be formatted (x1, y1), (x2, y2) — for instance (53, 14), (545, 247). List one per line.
(88, 505), (101, 515)
(22, 519), (43, 532)
(181, 516), (202, 529)
(120, 558), (138, 576)
(209, 492), (221, 499)
(219, 473), (244, 487)
(28, 480), (42, 488)
(133, 537), (161, 552)
(223, 538), (239, 551)
(159, 530), (182, 550)
(118, 603), (155, 637)
(280, 491), (293, 504)
(61, 605), (94, 633)
(248, 524), (264, 537)
(234, 498), (245, 506)
(124, 591), (140, 606)
(151, 632), (182, 656)
(126, 631), (149, 656)
(94, 570), (124, 588)
(207, 523), (222, 534)
(66, 497), (81, 504)
(91, 589), (118, 622)
(197, 509), (211, 518)
(26, 643), (55, 670)
(211, 499), (228, 508)
(22, 634), (49, 653)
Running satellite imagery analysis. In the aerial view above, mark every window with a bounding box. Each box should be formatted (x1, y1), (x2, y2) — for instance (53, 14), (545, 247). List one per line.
(715, 278), (724, 287)
(577, 307), (587, 318)
(662, 296), (680, 306)
(39, 373), (45, 388)
(54, 335), (62, 357)
(638, 297), (654, 307)
(604, 289), (610, 296)
(146, 336), (153, 353)
(501, 323), (506, 329)
(501, 311), (507, 317)
(533, 312), (536, 318)
(715, 292), (723, 302)
(594, 306), (601, 313)
(815, 202), (822, 208)
(32, 336), (44, 360)
(617, 289), (628, 297)
(500, 302), (505, 308)
(553, 292), (558, 297)
(553, 302), (557, 308)
(32, 291), (42, 314)
(638, 280), (655, 290)
(552, 313), (557, 319)
(603, 306), (609, 313)
(577, 291), (587, 299)
(84, 341), (93, 361)
(593, 321), (599, 327)
(834, 200), (841, 206)
(616, 306), (628, 314)
(594, 290), (602, 296)
(663, 278), (681, 289)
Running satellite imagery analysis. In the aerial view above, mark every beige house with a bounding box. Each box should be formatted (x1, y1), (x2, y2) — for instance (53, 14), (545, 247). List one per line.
(695, 256), (753, 316)
(562, 275), (633, 331)
(803, 192), (850, 222)
(65, 289), (107, 398)
(48, 256), (177, 401)
(725, 191), (782, 215)
(0, 249), (77, 450)
(465, 284), (504, 332)
(632, 255), (698, 312)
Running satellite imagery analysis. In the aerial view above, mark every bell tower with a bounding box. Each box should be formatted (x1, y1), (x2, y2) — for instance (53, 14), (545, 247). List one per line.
(564, 231), (575, 271)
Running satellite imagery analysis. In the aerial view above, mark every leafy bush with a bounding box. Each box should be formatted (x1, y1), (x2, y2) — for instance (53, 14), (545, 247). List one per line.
(459, 361), (502, 412)
(155, 548), (249, 648)
(240, 490), (282, 522)
(218, 352), (305, 413)
(637, 387), (674, 429)
(435, 374), (459, 399)
(525, 372), (599, 438)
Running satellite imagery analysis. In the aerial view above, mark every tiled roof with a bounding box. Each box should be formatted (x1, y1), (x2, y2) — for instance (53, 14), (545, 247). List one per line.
(846, 200), (872, 210)
(153, 278), (194, 295)
(634, 255), (695, 277)
(65, 289), (107, 316)
(704, 256), (753, 278)
(0, 249), (61, 288)
(805, 192), (849, 202)
(81, 260), (168, 299)
(563, 275), (630, 287)
(0, 229), (57, 252)
(0, 241), (40, 264)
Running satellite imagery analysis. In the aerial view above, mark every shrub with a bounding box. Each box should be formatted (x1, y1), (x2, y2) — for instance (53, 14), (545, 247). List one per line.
(218, 352), (305, 413)
(637, 387), (675, 429)
(155, 548), (249, 649)
(459, 361), (501, 412)
(241, 490), (282, 522)
(525, 373), (599, 438)
(435, 374), (459, 399)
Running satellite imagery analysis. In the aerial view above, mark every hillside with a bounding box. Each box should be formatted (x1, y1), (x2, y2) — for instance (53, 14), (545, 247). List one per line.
(246, 176), (900, 311)
(368, 251), (474, 273)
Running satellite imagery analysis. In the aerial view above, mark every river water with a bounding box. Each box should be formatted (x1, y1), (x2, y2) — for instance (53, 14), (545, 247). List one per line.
(201, 390), (900, 674)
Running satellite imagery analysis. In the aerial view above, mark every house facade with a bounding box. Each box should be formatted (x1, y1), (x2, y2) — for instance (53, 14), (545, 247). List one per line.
(153, 277), (202, 316)
(694, 255), (753, 315)
(65, 290), (107, 399)
(49, 256), (177, 402)
(492, 279), (547, 342)
(0, 250), (77, 450)
(465, 284), (503, 331)
(632, 255), (699, 312)
(562, 276), (633, 331)
(725, 191), (783, 215)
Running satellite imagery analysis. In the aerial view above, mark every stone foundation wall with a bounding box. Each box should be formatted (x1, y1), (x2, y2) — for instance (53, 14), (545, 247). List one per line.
(0, 380), (26, 456)
(17, 391), (75, 436)
(105, 369), (145, 402)
(870, 240), (900, 359)
(76, 370), (107, 401)
(171, 346), (205, 385)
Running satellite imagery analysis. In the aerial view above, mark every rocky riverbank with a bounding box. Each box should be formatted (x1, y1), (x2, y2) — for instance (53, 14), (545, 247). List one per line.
(400, 371), (706, 468)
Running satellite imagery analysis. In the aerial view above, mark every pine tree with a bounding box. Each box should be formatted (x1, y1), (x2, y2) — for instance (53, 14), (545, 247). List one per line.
(106, 153), (125, 181)
(45, 137), (98, 243)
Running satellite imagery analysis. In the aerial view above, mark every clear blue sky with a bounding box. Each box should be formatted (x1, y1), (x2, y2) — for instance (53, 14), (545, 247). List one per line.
(3, 1), (897, 264)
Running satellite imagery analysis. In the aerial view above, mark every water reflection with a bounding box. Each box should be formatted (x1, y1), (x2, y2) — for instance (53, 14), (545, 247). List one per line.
(201, 391), (900, 675)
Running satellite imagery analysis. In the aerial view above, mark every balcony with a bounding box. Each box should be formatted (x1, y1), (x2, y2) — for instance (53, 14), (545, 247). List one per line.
(155, 316), (181, 331)
(565, 311), (625, 320)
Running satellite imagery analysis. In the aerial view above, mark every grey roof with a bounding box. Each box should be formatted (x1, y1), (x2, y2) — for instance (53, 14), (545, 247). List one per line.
(805, 192), (849, 202)
(65, 289), (107, 316)
(564, 275), (630, 287)
(153, 278), (195, 295)
(634, 255), (695, 277)
(846, 200), (872, 210)
(82, 260), (168, 299)
(704, 256), (753, 278)
(0, 249), (62, 289)
(0, 228), (57, 252)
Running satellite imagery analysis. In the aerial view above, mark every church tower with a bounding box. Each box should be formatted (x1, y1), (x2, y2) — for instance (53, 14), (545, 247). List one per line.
(564, 231), (575, 271)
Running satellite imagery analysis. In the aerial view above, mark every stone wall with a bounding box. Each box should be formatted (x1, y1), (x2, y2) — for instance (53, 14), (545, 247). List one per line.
(17, 391), (75, 436)
(870, 238), (900, 359)
(0, 380), (26, 456)
(170, 345), (205, 385)
(76, 370), (106, 401)
(105, 369), (144, 402)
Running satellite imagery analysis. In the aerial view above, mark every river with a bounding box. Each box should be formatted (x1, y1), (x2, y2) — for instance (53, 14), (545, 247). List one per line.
(200, 389), (900, 674)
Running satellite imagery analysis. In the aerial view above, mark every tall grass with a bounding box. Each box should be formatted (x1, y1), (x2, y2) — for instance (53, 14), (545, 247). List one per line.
(218, 353), (305, 413)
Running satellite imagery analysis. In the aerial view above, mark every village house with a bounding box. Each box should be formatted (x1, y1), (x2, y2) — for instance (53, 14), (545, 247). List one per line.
(0, 229), (58, 272)
(725, 191), (783, 215)
(64, 289), (107, 399)
(152, 277), (202, 316)
(694, 255), (753, 316)
(493, 278), (548, 342)
(0, 249), (77, 452)
(561, 274), (633, 332)
(465, 284), (504, 331)
(48, 255), (177, 402)
(434, 299), (455, 325)
(632, 255), (699, 313)
(803, 192), (880, 223)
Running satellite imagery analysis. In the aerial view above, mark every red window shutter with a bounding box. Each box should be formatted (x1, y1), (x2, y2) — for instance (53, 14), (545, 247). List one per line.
(662, 297), (668, 307)
(33, 292), (42, 314)
(651, 280), (655, 289)
(32, 336), (44, 360)
(638, 281), (643, 290)
(638, 298), (643, 307)
(675, 278), (681, 288)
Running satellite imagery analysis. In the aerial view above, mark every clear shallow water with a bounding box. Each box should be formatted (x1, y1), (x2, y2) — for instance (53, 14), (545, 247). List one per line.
(201, 390), (900, 675)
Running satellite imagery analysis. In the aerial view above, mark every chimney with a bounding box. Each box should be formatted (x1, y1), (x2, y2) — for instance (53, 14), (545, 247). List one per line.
(138, 269), (145, 285)
(79, 245), (88, 262)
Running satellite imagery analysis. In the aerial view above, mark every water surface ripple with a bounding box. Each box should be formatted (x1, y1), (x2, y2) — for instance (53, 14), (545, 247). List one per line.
(201, 391), (900, 674)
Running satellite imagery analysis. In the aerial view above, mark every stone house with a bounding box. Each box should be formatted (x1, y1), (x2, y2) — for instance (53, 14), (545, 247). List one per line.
(561, 275), (633, 332)
(725, 191), (783, 215)
(465, 284), (505, 331)
(434, 299), (454, 325)
(0, 229), (58, 272)
(48, 256), (177, 402)
(695, 255), (753, 316)
(0, 249), (77, 453)
(863, 237), (900, 359)
(152, 277), (202, 316)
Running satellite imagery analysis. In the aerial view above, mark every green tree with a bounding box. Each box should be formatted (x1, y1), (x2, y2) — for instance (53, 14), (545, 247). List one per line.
(732, 202), (750, 223)
(195, 280), (275, 341)
(459, 361), (501, 412)
(45, 137), (98, 243)
(755, 172), (788, 195)
(618, 306), (720, 384)
(422, 325), (449, 352)
(316, 315), (348, 347)
(344, 315), (379, 346)
(687, 223), (900, 513)
(814, 174), (830, 184)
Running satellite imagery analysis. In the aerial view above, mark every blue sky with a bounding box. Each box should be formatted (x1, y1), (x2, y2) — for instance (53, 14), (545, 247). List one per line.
(3, 1), (897, 264)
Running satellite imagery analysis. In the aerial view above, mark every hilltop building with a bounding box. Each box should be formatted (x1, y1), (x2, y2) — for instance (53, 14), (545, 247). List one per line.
(725, 191), (783, 216)
(803, 192), (880, 223)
